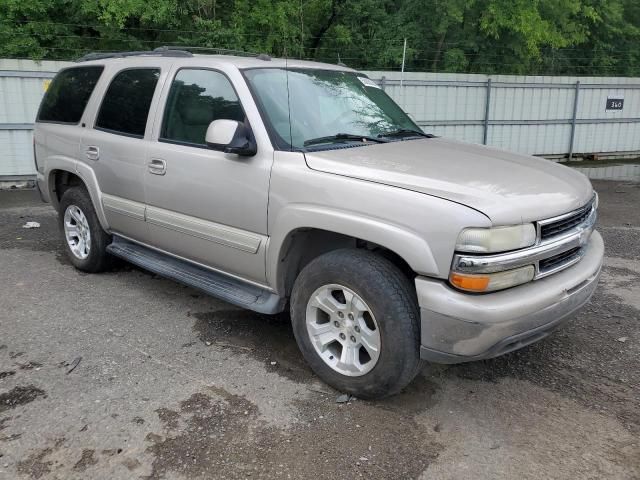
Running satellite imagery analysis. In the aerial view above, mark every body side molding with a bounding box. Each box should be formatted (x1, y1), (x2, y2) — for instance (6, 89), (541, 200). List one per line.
(146, 206), (264, 254)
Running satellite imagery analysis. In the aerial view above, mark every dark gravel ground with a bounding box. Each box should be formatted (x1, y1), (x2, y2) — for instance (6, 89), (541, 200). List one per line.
(0, 180), (638, 480)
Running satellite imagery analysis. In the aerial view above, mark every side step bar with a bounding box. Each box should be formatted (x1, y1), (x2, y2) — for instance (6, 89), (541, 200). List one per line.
(106, 236), (285, 314)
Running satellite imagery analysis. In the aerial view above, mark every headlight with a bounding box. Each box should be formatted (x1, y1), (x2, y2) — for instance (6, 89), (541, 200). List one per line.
(450, 265), (535, 293)
(455, 224), (536, 253)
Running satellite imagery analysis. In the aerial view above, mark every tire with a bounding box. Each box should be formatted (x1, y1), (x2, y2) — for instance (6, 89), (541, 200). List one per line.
(290, 249), (423, 399)
(58, 186), (112, 272)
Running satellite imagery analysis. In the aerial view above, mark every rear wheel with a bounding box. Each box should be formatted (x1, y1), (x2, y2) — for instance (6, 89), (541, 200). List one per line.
(291, 249), (422, 399)
(58, 186), (111, 272)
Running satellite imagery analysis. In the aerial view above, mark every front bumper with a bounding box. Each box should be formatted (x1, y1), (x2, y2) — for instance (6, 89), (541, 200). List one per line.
(417, 230), (603, 363)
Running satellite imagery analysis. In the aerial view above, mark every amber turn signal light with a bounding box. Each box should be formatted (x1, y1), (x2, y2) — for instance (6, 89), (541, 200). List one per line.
(449, 273), (490, 292)
(450, 265), (535, 293)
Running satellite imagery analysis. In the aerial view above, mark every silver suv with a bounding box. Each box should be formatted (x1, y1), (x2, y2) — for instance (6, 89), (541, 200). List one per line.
(34, 48), (603, 398)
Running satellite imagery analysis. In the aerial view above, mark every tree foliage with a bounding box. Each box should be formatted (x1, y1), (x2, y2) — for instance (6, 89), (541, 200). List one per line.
(1, 0), (638, 75)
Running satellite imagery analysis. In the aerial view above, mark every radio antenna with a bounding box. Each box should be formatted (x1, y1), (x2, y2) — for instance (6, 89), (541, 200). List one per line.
(284, 48), (293, 151)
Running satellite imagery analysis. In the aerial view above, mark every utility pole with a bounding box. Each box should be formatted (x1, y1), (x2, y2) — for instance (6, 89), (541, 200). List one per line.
(400, 38), (407, 89)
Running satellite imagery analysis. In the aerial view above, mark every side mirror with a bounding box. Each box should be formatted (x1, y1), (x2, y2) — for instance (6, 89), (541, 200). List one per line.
(205, 119), (257, 156)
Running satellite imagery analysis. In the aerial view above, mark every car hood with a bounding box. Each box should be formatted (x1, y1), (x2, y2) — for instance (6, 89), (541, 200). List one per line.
(304, 137), (593, 225)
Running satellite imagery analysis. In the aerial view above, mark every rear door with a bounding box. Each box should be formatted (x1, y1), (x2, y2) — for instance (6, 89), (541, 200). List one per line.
(80, 65), (163, 243)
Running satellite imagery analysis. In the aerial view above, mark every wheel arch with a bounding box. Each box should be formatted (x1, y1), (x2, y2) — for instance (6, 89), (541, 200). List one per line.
(47, 162), (110, 231)
(267, 205), (440, 296)
(49, 169), (82, 209)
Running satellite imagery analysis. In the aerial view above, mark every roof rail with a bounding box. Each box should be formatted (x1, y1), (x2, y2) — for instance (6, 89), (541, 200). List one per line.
(156, 45), (269, 59)
(75, 47), (192, 63)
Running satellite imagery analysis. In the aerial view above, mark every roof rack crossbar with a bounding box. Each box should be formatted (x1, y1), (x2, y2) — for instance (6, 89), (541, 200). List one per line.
(75, 45), (273, 63)
(75, 47), (193, 62)
(155, 45), (265, 58)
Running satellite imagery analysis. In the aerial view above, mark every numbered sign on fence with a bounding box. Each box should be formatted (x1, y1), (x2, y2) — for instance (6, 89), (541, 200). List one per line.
(606, 96), (624, 111)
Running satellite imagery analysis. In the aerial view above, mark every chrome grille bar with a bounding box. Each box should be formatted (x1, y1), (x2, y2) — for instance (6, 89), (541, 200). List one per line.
(538, 195), (596, 242)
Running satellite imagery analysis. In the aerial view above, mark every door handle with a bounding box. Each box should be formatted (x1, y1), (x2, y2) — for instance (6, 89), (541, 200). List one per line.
(148, 158), (167, 175)
(86, 146), (100, 161)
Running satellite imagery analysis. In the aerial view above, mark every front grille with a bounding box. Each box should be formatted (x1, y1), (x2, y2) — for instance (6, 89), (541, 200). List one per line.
(540, 202), (593, 240)
(539, 246), (582, 273)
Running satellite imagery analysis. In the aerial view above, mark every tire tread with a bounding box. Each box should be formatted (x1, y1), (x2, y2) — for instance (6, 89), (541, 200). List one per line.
(291, 248), (423, 399)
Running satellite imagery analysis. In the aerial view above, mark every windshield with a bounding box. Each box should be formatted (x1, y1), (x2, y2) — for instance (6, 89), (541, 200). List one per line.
(243, 68), (422, 150)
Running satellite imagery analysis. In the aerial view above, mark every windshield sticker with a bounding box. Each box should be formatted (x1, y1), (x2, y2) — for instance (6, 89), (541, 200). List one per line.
(358, 77), (382, 89)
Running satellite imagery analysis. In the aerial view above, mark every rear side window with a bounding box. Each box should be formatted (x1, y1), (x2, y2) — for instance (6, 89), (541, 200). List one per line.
(161, 69), (244, 146)
(37, 66), (104, 124)
(95, 68), (160, 138)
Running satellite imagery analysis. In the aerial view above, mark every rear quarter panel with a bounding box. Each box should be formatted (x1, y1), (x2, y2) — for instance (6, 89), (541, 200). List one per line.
(34, 122), (83, 207)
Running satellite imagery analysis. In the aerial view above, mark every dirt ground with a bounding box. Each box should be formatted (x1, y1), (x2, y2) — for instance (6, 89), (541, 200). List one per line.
(0, 180), (638, 480)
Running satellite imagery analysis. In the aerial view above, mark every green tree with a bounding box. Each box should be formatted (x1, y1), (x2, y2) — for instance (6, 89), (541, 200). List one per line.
(0, 0), (638, 75)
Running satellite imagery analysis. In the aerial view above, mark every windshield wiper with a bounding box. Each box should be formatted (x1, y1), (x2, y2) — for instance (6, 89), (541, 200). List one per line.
(377, 128), (433, 139)
(304, 133), (389, 147)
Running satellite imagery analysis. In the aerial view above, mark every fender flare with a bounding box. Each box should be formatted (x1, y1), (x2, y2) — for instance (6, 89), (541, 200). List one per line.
(45, 158), (110, 231)
(266, 204), (440, 294)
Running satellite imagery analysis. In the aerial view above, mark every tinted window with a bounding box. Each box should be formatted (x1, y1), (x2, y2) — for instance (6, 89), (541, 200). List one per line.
(161, 69), (244, 146)
(95, 68), (160, 137)
(37, 66), (103, 124)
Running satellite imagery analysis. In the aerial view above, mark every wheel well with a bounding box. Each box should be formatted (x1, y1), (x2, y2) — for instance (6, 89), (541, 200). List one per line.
(278, 228), (415, 296)
(51, 170), (84, 208)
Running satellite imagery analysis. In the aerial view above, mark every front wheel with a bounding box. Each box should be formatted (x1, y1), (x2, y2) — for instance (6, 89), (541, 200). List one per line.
(290, 249), (423, 399)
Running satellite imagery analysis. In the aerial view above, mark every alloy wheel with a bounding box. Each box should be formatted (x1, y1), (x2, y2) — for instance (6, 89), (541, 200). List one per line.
(63, 204), (91, 260)
(305, 284), (381, 376)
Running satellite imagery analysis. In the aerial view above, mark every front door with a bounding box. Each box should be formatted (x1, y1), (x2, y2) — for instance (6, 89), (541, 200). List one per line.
(144, 68), (272, 285)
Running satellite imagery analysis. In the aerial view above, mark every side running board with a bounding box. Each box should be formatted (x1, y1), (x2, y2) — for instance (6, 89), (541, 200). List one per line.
(106, 236), (285, 314)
